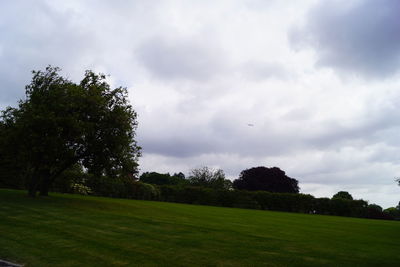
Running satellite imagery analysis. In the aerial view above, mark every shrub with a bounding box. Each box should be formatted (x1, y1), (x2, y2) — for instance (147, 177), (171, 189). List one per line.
(313, 198), (331, 215)
(384, 207), (400, 220)
(51, 165), (87, 194)
(70, 183), (93, 195)
(131, 182), (160, 200)
(366, 204), (392, 220)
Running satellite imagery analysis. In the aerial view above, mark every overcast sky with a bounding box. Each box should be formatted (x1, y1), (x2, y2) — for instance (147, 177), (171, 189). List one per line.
(1, 0), (400, 208)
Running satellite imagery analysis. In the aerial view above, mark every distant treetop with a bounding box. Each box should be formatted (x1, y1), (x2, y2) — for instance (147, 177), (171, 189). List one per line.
(233, 166), (299, 193)
(332, 191), (353, 200)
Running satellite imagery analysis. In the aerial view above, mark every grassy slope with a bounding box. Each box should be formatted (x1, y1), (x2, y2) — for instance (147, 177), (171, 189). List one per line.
(0, 189), (399, 266)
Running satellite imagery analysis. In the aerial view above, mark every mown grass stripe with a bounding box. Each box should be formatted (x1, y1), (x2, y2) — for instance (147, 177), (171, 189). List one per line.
(0, 189), (399, 266)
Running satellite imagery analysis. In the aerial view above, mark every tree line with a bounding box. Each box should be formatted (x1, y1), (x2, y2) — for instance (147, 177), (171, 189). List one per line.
(137, 168), (399, 220)
(0, 66), (399, 220)
(140, 166), (299, 193)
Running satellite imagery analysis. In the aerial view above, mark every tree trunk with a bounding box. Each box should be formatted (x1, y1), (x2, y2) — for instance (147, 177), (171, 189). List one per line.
(29, 159), (77, 197)
(39, 170), (51, 196)
(28, 185), (37, 197)
(28, 174), (39, 198)
(25, 165), (37, 197)
(26, 169), (39, 197)
(43, 158), (78, 196)
(39, 182), (50, 196)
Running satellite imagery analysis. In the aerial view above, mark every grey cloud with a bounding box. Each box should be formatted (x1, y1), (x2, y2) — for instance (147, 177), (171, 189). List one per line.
(139, 133), (216, 158)
(136, 36), (226, 81)
(301, 164), (396, 187)
(281, 107), (312, 121)
(239, 61), (292, 81)
(138, 108), (301, 159)
(139, 94), (400, 165)
(290, 0), (400, 78)
(366, 143), (400, 165)
(306, 104), (400, 150)
(0, 0), (99, 108)
(0, 65), (28, 109)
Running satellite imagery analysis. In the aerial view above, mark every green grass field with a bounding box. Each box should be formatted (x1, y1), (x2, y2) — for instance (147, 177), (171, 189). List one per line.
(0, 189), (399, 266)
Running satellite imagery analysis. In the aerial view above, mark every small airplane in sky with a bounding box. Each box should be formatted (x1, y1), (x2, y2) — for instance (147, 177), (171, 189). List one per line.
(247, 123), (254, 127)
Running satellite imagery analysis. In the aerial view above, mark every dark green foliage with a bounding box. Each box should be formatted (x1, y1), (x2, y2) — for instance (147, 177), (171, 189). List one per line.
(329, 198), (353, 216)
(139, 171), (187, 185)
(384, 207), (400, 220)
(84, 173), (159, 200)
(329, 198), (359, 216)
(367, 204), (382, 212)
(130, 182), (160, 200)
(366, 204), (392, 219)
(0, 108), (26, 189)
(0, 66), (140, 197)
(85, 174), (132, 198)
(159, 185), (216, 205)
(313, 197), (332, 215)
(158, 186), (259, 209)
(311, 198), (368, 217)
(255, 192), (315, 213)
(50, 164), (87, 193)
(187, 166), (232, 190)
(349, 199), (370, 217)
(332, 191), (353, 200)
(233, 166), (299, 193)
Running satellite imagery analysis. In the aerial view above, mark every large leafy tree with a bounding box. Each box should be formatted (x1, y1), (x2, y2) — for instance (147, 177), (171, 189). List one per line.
(188, 166), (232, 190)
(233, 166), (299, 193)
(0, 66), (140, 197)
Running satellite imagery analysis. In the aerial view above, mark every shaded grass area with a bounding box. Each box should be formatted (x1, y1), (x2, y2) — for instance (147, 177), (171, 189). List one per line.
(0, 189), (399, 266)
